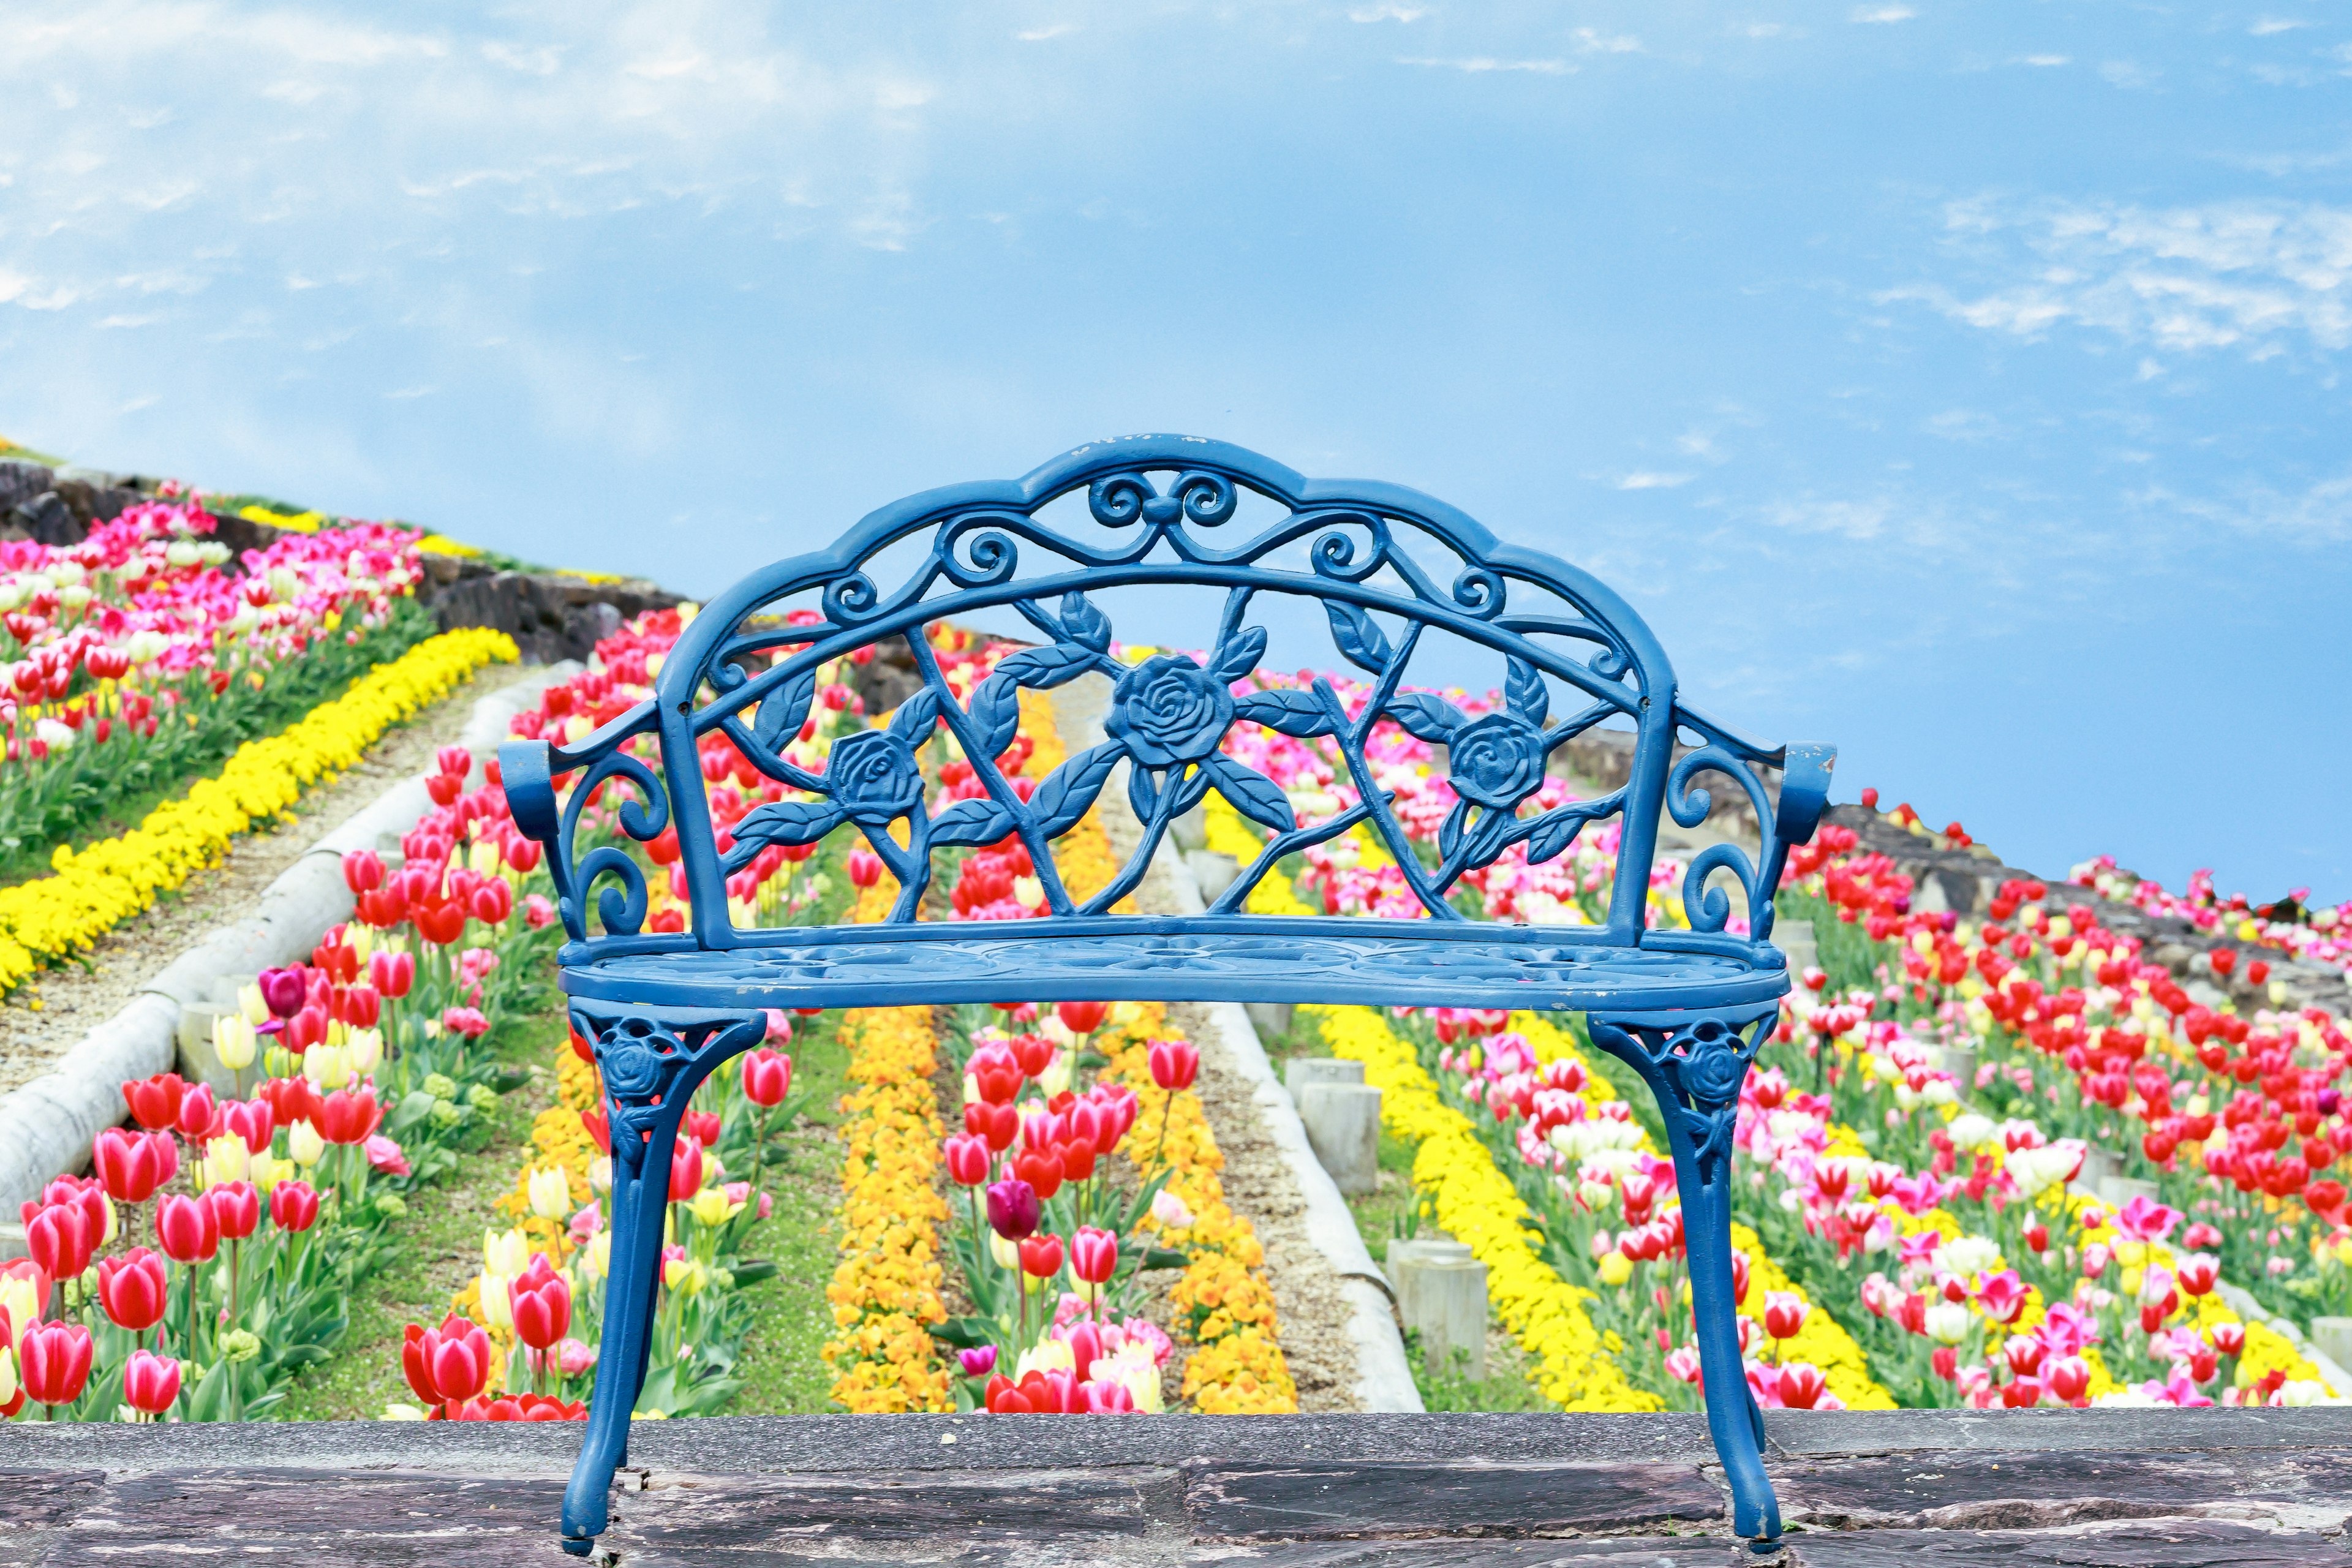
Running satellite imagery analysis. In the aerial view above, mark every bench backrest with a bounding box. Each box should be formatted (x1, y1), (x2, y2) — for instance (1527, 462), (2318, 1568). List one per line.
(502, 435), (1831, 970)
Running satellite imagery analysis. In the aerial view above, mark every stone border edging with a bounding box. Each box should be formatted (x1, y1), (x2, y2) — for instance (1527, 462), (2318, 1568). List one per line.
(0, 663), (578, 1230)
(5, 1405), (2351, 1477)
(1153, 839), (1425, 1415)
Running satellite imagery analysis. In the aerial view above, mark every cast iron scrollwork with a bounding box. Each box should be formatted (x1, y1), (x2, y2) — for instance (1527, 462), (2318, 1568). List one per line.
(1586, 1007), (1777, 1183)
(568, 1005), (766, 1174)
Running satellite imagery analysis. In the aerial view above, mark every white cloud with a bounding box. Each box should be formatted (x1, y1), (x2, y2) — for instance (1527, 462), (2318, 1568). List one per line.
(1883, 198), (2352, 358)
(2098, 60), (2158, 89)
(1617, 472), (1690, 489)
(1348, 4), (1427, 20)
(1733, 23), (1795, 39)
(1850, 6), (1915, 23)
(385, 385), (437, 399)
(1015, 24), (1076, 42)
(2018, 55), (2069, 67)
(1573, 29), (1641, 54)
(2250, 18), (2307, 36)
(1396, 56), (1567, 74)
(2143, 472), (2352, 541)
(1760, 497), (1893, 540)
(483, 41), (564, 75)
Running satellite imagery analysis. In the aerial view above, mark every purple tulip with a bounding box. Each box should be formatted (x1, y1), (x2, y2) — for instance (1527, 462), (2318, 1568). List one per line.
(958, 1345), (998, 1378)
(258, 966), (307, 1020)
(986, 1177), (1039, 1241)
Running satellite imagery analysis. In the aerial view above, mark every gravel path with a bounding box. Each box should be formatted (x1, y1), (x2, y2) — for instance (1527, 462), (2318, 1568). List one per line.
(1053, 676), (1365, 1414)
(0, 662), (532, 1095)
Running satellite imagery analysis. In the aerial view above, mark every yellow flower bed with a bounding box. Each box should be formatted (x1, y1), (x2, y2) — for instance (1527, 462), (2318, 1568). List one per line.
(819, 877), (954, 1412)
(0, 626), (516, 999)
(1311, 1002), (1660, 1410)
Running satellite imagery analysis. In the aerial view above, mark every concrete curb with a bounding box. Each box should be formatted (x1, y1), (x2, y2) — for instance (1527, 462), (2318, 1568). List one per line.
(1153, 837), (1424, 1415)
(0, 663), (576, 1228)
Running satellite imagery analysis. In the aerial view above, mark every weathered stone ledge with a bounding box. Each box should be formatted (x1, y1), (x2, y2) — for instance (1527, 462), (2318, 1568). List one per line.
(4, 1411), (2351, 1565)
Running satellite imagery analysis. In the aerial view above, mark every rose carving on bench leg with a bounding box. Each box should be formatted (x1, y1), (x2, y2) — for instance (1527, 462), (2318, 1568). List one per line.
(560, 1004), (765, 1556)
(1587, 1004), (1783, 1547)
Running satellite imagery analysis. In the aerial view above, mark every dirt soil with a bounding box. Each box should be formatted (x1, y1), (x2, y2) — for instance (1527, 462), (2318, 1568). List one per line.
(0, 663), (532, 1096)
(1055, 674), (1365, 1414)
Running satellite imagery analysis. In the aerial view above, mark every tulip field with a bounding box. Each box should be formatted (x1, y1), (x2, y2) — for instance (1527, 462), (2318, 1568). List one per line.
(6, 513), (2351, 1424)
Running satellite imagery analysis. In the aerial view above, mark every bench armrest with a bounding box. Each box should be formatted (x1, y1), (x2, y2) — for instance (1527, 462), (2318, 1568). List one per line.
(1753, 741), (1836, 943)
(499, 738), (563, 845)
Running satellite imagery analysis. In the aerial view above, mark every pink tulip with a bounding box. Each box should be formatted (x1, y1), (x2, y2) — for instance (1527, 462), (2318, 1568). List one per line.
(741, 1047), (793, 1107)
(1070, 1226), (1118, 1285)
(122, 1349), (182, 1415)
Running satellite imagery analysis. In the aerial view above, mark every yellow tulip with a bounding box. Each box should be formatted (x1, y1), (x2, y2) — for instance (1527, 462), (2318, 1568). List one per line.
(479, 1273), (514, 1332)
(484, 1227), (531, 1278)
(200, 1135), (251, 1189)
(584, 1232), (612, 1278)
(663, 1257), (708, 1296)
(1597, 1251), (1634, 1286)
(238, 982), (270, 1027)
(347, 1027), (384, 1076)
(213, 1014), (257, 1071)
(527, 1166), (573, 1221)
(687, 1188), (736, 1229)
(288, 1119), (325, 1167)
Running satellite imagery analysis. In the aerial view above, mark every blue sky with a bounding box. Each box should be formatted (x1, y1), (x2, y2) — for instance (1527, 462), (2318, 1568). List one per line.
(3, 2), (2348, 903)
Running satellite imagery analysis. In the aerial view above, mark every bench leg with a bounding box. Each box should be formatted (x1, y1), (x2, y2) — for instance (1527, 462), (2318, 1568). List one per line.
(560, 1005), (767, 1558)
(561, 1097), (675, 1554)
(1587, 1006), (1782, 1550)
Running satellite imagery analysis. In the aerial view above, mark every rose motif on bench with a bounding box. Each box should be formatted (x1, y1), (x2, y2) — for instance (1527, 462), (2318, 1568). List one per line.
(826, 729), (925, 825)
(598, 1028), (668, 1102)
(1447, 712), (1549, 811)
(1675, 1027), (1750, 1108)
(1107, 654), (1235, 767)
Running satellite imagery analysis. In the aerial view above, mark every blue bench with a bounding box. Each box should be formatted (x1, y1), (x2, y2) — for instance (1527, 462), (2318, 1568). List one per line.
(502, 434), (1833, 1556)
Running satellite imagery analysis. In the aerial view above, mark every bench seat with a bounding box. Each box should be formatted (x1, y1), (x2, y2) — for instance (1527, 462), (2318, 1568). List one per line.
(560, 922), (1786, 1014)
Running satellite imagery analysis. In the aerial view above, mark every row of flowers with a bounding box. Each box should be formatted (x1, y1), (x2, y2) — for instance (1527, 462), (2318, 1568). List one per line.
(0, 625), (517, 1000)
(0, 498), (435, 873)
(2, 731), (563, 1419)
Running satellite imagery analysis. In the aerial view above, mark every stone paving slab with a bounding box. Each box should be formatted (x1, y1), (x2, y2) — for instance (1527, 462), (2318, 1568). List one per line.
(7, 1414), (2352, 1565)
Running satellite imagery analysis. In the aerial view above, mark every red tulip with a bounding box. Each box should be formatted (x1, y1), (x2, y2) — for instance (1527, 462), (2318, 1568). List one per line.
(342, 849), (386, 894)
(122, 1349), (183, 1415)
(1056, 1001), (1109, 1036)
(1018, 1233), (1065, 1279)
(1012, 1148), (1064, 1202)
(944, 1133), (992, 1186)
(123, 1072), (187, 1131)
(1776, 1362), (1828, 1410)
(510, 1262), (573, 1352)
(284, 1005), (329, 1054)
(2175, 1254), (2219, 1297)
(846, 847), (884, 888)
(270, 1180), (322, 1233)
(684, 1110), (722, 1149)
(258, 1075), (322, 1130)
(741, 1047), (793, 1107)
(177, 1083), (219, 1142)
(967, 1100), (1019, 1152)
(1069, 1225), (1118, 1284)
(222, 1099), (275, 1155)
(370, 949), (415, 998)
(2046, 1355), (2091, 1403)
(581, 1107), (611, 1154)
(1762, 1291), (1809, 1341)
(24, 1204), (92, 1283)
(437, 745), (473, 779)
(97, 1248), (170, 1333)
(669, 1139), (704, 1201)
(1148, 1039), (1200, 1093)
(315, 1087), (382, 1145)
(1057, 1136), (1098, 1183)
(413, 900), (466, 946)
(155, 1192), (221, 1264)
(404, 1311), (492, 1407)
(19, 1319), (94, 1409)
(2212, 1321), (2247, 1357)
(93, 1127), (177, 1205)
(208, 1181), (260, 1242)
